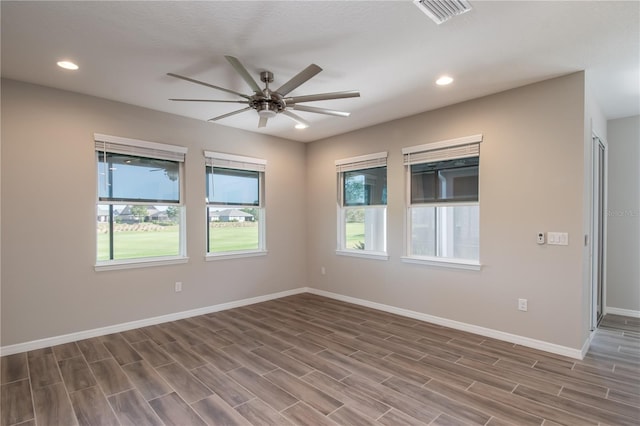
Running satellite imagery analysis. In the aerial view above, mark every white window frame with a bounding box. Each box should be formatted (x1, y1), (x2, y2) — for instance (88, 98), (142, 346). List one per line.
(205, 151), (267, 260)
(94, 133), (188, 271)
(336, 152), (389, 260)
(402, 134), (483, 270)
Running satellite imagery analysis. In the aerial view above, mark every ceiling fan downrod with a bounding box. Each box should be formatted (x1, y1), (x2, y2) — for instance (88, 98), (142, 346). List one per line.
(252, 71), (286, 118)
(256, 70), (281, 118)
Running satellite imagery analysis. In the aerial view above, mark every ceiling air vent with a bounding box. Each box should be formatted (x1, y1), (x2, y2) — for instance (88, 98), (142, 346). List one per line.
(413, 0), (472, 25)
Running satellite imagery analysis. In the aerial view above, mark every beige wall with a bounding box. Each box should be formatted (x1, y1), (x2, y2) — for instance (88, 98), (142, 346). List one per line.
(606, 115), (640, 313)
(306, 73), (588, 350)
(0, 79), (307, 346)
(1, 73), (596, 352)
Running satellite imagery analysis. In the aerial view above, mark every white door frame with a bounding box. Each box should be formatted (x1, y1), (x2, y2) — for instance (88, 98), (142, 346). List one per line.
(590, 133), (608, 330)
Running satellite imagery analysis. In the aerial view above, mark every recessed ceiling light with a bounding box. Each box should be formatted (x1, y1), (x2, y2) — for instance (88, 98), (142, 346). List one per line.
(295, 123), (308, 129)
(436, 75), (454, 86)
(57, 60), (79, 70)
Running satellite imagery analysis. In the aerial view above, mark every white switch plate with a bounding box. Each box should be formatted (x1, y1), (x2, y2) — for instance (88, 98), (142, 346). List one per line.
(518, 298), (528, 311)
(175, 282), (182, 292)
(547, 232), (569, 245)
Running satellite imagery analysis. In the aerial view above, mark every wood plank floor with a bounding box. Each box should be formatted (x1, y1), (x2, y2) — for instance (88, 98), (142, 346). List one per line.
(1, 294), (639, 425)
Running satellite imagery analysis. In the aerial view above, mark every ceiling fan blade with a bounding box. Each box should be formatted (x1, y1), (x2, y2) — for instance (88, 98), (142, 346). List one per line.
(258, 117), (268, 128)
(292, 105), (351, 117)
(282, 110), (311, 128)
(169, 98), (249, 104)
(167, 73), (251, 99)
(225, 56), (262, 94)
(275, 64), (323, 96)
(207, 106), (252, 122)
(284, 90), (360, 104)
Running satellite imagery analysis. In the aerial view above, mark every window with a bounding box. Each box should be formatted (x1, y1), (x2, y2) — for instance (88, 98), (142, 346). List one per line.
(403, 134), (482, 269)
(205, 151), (266, 258)
(336, 152), (388, 259)
(95, 134), (187, 269)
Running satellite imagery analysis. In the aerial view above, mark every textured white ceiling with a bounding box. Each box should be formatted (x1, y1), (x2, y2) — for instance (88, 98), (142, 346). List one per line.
(2, 1), (638, 142)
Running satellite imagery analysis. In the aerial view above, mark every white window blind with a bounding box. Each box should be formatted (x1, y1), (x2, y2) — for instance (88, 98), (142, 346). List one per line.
(94, 133), (187, 162)
(403, 134), (482, 165)
(205, 151), (266, 172)
(336, 152), (387, 173)
(336, 151), (388, 257)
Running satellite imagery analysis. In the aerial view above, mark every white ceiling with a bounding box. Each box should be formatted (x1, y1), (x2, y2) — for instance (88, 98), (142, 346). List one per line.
(2, 1), (638, 143)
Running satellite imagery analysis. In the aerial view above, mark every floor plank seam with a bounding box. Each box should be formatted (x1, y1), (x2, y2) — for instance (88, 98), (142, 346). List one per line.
(53, 348), (78, 426)
(25, 357), (37, 426)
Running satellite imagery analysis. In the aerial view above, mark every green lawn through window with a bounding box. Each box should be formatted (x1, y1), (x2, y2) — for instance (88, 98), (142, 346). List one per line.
(209, 223), (259, 253)
(97, 225), (179, 261)
(345, 222), (365, 249)
(97, 221), (366, 260)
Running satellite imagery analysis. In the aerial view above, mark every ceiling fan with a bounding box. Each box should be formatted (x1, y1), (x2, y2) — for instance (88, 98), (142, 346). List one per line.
(167, 56), (360, 128)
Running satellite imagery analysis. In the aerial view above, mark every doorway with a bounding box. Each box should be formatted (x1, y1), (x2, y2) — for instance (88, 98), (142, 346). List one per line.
(591, 135), (606, 330)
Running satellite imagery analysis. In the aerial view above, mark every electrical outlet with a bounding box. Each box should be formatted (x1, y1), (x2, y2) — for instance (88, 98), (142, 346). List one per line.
(175, 282), (182, 292)
(537, 232), (545, 244)
(518, 298), (528, 311)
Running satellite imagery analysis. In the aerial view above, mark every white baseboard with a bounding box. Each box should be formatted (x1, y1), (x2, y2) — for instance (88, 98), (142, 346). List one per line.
(307, 288), (585, 360)
(0, 287), (308, 356)
(605, 306), (640, 318)
(2, 286), (585, 360)
(581, 329), (597, 359)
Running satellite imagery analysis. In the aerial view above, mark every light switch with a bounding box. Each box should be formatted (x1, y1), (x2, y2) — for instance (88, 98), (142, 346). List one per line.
(559, 233), (568, 245)
(547, 232), (569, 246)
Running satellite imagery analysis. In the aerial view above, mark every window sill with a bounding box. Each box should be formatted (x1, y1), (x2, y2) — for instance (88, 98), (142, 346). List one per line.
(335, 249), (389, 261)
(95, 256), (189, 272)
(401, 256), (481, 271)
(206, 250), (267, 261)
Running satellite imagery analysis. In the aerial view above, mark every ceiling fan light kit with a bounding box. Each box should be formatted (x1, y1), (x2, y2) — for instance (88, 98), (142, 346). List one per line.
(168, 56), (360, 129)
(257, 102), (278, 119)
